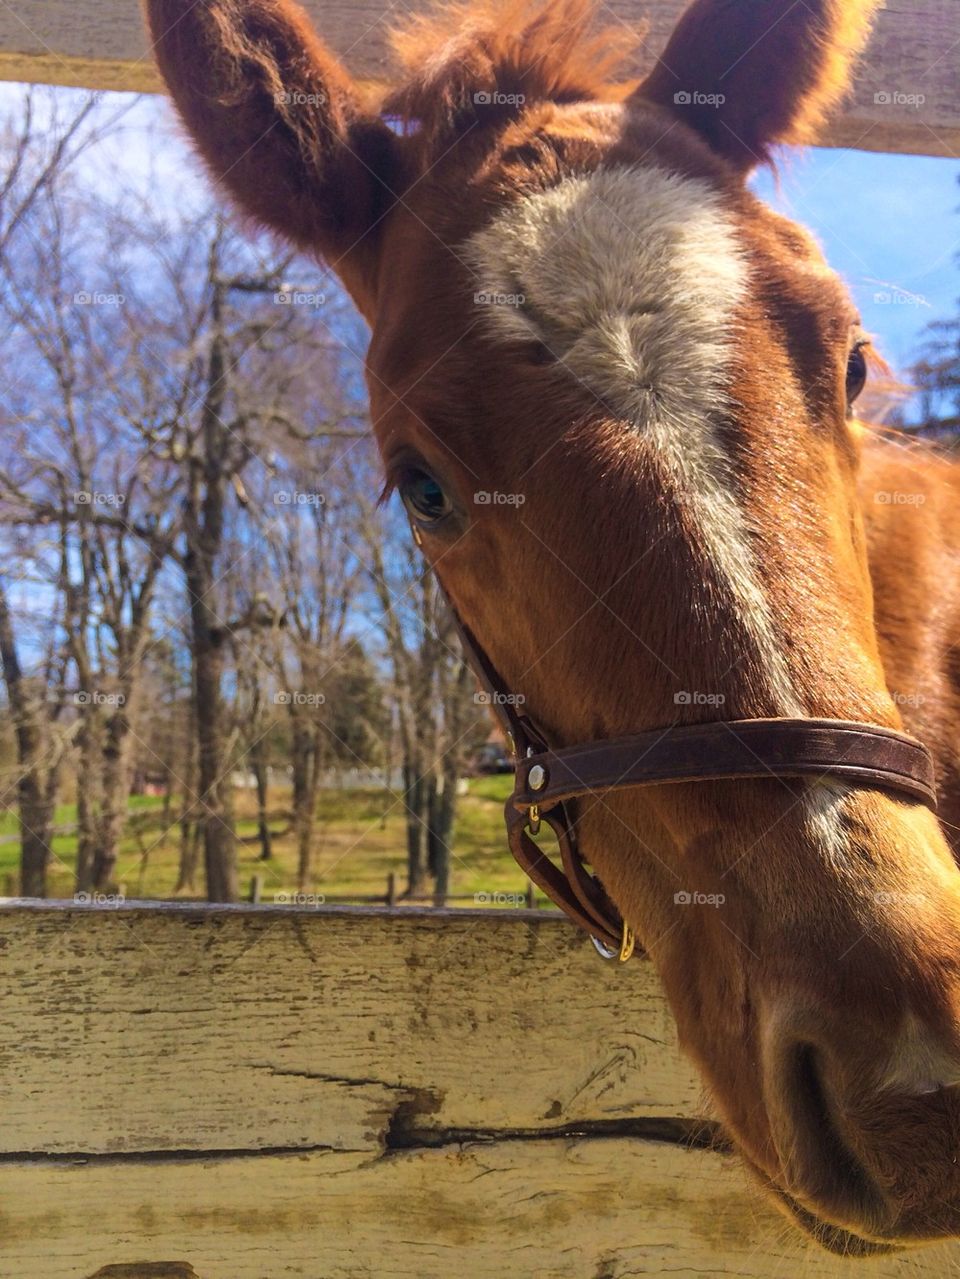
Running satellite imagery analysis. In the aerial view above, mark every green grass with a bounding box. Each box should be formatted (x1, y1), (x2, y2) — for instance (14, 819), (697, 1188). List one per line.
(0, 775), (536, 905)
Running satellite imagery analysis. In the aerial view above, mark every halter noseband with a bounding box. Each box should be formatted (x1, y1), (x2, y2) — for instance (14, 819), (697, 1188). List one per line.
(445, 588), (937, 962)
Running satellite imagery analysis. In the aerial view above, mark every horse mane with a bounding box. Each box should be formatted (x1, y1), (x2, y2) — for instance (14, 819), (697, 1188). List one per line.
(383, 0), (641, 138)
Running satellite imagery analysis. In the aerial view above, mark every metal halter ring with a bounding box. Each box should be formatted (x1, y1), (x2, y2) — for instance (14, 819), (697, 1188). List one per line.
(591, 920), (635, 963)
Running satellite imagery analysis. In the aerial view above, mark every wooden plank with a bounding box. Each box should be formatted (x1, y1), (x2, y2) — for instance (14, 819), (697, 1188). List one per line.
(0, 904), (703, 1159)
(2, 902), (960, 1275)
(4, 1140), (960, 1277)
(0, 0), (956, 158)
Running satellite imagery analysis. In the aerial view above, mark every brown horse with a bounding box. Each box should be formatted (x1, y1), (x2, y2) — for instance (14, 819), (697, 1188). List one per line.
(146, 0), (960, 1253)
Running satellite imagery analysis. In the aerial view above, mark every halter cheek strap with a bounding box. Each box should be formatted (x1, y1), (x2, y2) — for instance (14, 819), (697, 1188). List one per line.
(430, 563), (938, 961)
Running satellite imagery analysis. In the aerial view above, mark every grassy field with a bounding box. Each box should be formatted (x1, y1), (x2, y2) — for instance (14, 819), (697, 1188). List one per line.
(0, 775), (538, 904)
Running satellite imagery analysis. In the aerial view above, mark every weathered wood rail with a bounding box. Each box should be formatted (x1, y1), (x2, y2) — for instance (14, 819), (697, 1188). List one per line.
(2, 901), (960, 1278)
(0, 0), (957, 156)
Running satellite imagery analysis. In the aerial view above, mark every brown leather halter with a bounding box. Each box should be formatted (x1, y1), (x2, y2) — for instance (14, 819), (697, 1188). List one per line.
(428, 547), (939, 961)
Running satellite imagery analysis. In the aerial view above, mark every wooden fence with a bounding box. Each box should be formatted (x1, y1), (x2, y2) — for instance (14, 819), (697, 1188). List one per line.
(0, 0), (957, 155)
(4, 901), (960, 1278)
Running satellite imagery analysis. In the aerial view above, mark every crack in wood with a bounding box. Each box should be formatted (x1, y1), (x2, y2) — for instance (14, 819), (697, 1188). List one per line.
(0, 1143), (357, 1164)
(383, 1114), (728, 1154)
(250, 1063), (413, 1090)
(0, 1119), (728, 1165)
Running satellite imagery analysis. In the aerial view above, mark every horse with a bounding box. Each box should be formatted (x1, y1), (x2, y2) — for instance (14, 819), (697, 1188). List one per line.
(146, 0), (960, 1254)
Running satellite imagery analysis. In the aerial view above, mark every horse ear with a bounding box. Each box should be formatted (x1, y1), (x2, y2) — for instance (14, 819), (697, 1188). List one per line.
(636, 0), (881, 172)
(145, 0), (400, 310)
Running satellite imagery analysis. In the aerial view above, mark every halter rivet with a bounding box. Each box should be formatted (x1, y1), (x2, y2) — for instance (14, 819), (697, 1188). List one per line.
(528, 764), (547, 791)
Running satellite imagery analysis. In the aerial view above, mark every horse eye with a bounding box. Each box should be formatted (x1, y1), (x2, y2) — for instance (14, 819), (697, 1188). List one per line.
(399, 468), (452, 524)
(846, 342), (868, 405)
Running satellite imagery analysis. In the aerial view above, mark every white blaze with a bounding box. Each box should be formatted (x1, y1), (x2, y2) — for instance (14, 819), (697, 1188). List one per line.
(465, 165), (802, 716)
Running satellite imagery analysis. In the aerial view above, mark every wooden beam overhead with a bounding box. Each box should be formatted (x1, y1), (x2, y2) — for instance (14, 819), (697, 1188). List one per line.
(0, 0), (956, 157)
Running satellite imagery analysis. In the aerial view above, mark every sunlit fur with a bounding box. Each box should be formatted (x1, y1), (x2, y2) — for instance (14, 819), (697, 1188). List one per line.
(147, 0), (960, 1253)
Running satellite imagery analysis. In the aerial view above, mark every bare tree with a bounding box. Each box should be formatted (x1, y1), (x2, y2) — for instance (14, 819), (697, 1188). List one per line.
(0, 89), (136, 896)
(361, 503), (484, 900)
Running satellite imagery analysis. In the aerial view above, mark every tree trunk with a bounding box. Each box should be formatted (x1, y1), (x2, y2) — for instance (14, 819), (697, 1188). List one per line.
(74, 712), (102, 895)
(427, 769), (456, 906)
(252, 750), (272, 862)
(93, 707), (133, 890)
(182, 268), (237, 903)
(185, 541), (238, 901)
(402, 762), (428, 897)
(0, 583), (56, 898)
(175, 719), (200, 894)
(18, 787), (56, 898)
(291, 718), (315, 893)
(191, 615), (237, 902)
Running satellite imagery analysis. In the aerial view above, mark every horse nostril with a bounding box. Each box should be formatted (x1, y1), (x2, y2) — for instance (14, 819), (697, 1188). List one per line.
(767, 1040), (890, 1235)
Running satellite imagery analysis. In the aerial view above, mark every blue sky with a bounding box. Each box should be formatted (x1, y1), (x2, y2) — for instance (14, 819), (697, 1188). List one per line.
(753, 148), (960, 417)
